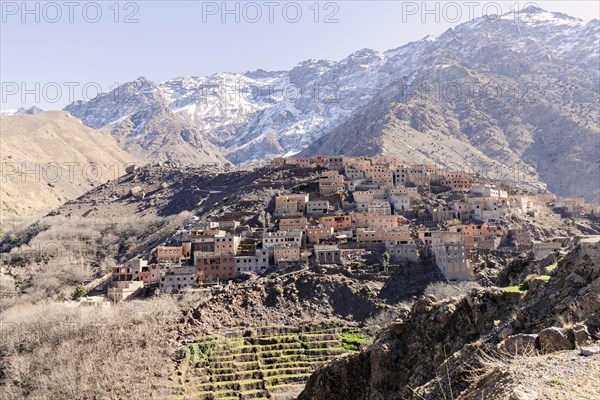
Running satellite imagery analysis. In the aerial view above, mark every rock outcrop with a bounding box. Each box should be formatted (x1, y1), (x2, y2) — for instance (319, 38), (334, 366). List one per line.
(299, 237), (600, 399)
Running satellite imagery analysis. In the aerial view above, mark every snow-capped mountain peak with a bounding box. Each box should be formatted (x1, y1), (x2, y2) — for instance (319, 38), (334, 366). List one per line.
(63, 7), (598, 182)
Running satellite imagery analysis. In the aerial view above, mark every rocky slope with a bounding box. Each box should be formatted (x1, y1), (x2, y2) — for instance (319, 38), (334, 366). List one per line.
(299, 236), (600, 399)
(181, 268), (383, 336)
(0, 111), (136, 231)
(0, 163), (320, 259)
(180, 262), (446, 338)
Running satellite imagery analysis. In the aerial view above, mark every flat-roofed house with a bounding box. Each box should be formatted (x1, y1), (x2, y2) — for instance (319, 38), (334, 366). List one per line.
(389, 194), (411, 212)
(157, 246), (184, 264)
(356, 228), (411, 248)
(189, 229), (226, 253)
(274, 194), (310, 217)
(196, 254), (236, 282)
(235, 249), (270, 274)
(319, 171), (345, 195)
(306, 226), (334, 244)
(319, 215), (352, 231)
(324, 156), (344, 171)
(262, 231), (303, 249)
(352, 213), (401, 230)
(273, 243), (301, 266)
(107, 281), (144, 302)
(430, 232), (473, 281)
(306, 200), (330, 216)
(368, 200), (392, 215)
(385, 239), (419, 263)
(279, 217), (308, 232)
(112, 258), (147, 283)
(160, 265), (197, 293)
(214, 234), (241, 255)
(314, 245), (342, 264)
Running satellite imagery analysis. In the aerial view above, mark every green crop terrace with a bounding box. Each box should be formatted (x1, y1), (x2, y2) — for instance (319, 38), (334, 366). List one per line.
(169, 324), (370, 399)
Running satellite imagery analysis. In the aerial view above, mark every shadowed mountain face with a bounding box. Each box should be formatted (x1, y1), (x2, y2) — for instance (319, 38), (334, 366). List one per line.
(64, 8), (599, 202)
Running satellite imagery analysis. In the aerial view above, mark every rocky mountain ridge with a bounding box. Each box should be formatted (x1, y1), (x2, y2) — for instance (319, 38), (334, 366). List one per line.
(62, 7), (599, 202)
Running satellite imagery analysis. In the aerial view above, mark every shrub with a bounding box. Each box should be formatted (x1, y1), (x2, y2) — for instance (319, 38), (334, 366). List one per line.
(520, 274), (551, 291)
(1, 214), (173, 303)
(340, 329), (370, 352)
(502, 285), (526, 293)
(546, 377), (564, 386)
(71, 284), (87, 300)
(183, 340), (217, 364)
(545, 262), (558, 272)
(364, 302), (412, 335)
(381, 251), (390, 274)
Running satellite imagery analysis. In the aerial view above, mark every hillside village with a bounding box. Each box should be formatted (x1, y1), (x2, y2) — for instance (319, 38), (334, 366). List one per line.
(106, 156), (600, 302)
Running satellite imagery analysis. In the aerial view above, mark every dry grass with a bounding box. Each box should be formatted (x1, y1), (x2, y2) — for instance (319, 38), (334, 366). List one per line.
(424, 282), (481, 300)
(0, 298), (180, 400)
(557, 315), (574, 332)
(363, 301), (412, 335)
(1, 214), (176, 310)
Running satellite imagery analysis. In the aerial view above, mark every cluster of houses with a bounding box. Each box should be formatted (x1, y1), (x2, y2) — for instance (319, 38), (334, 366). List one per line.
(106, 155), (598, 301)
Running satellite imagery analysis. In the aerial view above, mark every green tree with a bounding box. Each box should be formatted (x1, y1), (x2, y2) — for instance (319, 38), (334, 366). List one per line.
(335, 190), (347, 208)
(71, 284), (87, 300)
(381, 251), (391, 275)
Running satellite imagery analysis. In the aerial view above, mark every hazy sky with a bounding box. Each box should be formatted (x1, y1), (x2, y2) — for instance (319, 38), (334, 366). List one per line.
(1, 1), (598, 109)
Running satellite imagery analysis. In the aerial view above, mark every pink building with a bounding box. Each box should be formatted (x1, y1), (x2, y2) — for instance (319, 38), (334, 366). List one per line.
(107, 281), (144, 302)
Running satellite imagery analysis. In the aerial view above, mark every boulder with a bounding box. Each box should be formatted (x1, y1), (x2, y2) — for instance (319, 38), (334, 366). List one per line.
(412, 297), (434, 314)
(573, 322), (592, 346)
(580, 346), (600, 357)
(125, 164), (139, 174)
(129, 186), (144, 197)
(396, 304), (411, 319)
(425, 294), (438, 303)
(566, 271), (587, 285)
(538, 327), (574, 354)
(435, 302), (456, 326)
(510, 386), (538, 400)
(498, 333), (537, 355)
(514, 307), (532, 330)
(498, 326), (514, 341)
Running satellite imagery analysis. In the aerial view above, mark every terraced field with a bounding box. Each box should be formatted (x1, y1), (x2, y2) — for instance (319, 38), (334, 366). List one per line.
(171, 327), (362, 399)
